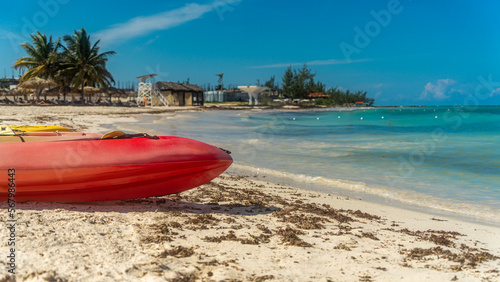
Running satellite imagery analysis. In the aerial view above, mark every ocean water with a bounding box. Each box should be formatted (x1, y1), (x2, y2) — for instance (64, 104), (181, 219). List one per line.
(116, 106), (500, 223)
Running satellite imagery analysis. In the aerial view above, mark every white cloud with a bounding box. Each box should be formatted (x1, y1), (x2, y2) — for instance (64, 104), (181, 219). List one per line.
(420, 79), (457, 100)
(95, 0), (241, 46)
(249, 58), (370, 69)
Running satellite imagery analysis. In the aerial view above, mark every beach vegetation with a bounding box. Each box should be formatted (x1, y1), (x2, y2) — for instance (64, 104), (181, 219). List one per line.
(264, 75), (279, 89)
(281, 64), (325, 99)
(216, 73), (224, 90)
(281, 64), (375, 106)
(12, 28), (115, 102)
(12, 31), (61, 83)
(61, 28), (116, 100)
(316, 88), (375, 106)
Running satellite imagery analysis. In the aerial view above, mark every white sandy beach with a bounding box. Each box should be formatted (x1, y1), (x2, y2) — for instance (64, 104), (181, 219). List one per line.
(1, 105), (499, 281)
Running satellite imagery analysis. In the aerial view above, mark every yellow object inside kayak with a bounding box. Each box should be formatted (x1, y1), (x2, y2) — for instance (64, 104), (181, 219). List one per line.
(101, 130), (126, 139)
(0, 125), (15, 135)
(0, 129), (103, 142)
(11, 125), (71, 132)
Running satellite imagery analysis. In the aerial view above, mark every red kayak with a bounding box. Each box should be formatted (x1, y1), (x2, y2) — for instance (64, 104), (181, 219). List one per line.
(0, 135), (232, 202)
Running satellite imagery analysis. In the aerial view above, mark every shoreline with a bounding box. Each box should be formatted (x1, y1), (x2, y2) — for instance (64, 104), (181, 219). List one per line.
(113, 109), (500, 227)
(1, 105), (499, 280)
(227, 164), (500, 228)
(3, 105), (498, 226)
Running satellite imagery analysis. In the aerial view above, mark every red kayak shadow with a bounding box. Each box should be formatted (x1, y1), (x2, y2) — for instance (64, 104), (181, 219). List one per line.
(6, 197), (279, 216)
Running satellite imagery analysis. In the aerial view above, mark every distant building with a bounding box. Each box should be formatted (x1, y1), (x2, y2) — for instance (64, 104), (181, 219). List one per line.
(204, 90), (249, 102)
(156, 82), (204, 106)
(0, 78), (19, 89)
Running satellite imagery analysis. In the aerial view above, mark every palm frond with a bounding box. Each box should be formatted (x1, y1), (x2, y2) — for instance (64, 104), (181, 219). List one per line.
(14, 27), (116, 98)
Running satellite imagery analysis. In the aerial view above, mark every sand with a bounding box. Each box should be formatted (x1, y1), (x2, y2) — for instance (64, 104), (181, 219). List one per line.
(1, 105), (499, 281)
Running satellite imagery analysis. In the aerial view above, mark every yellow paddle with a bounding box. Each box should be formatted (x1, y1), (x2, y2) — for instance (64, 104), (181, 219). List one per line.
(11, 125), (71, 132)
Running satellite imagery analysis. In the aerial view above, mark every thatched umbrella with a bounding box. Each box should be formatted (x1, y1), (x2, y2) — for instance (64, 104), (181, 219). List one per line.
(85, 86), (103, 103)
(18, 77), (57, 101)
(0, 88), (7, 103)
(11, 87), (32, 102)
(83, 86), (101, 93)
(70, 86), (102, 103)
(44, 86), (62, 95)
(44, 86), (72, 101)
(104, 87), (125, 102)
(105, 87), (125, 95)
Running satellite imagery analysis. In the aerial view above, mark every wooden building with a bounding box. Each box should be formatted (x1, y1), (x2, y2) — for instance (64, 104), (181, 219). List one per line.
(155, 82), (204, 106)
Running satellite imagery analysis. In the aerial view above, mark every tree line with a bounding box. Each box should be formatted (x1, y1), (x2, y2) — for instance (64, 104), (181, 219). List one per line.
(12, 27), (115, 101)
(277, 64), (375, 106)
(323, 88), (374, 106)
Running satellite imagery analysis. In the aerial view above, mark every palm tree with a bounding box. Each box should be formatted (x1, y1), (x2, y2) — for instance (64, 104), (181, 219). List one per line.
(61, 27), (115, 101)
(216, 73), (223, 91)
(12, 31), (61, 83)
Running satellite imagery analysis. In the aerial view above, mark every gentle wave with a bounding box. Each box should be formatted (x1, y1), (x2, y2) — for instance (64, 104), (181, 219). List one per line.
(230, 163), (500, 224)
(116, 108), (500, 225)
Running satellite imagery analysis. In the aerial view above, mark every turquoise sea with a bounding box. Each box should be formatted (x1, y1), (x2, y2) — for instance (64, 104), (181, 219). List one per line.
(117, 106), (500, 223)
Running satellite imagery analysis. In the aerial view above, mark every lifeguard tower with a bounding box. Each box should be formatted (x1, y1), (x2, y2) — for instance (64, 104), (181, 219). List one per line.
(136, 74), (168, 106)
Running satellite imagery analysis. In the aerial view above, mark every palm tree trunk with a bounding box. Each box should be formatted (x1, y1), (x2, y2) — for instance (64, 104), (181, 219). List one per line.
(81, 82), (84, 103)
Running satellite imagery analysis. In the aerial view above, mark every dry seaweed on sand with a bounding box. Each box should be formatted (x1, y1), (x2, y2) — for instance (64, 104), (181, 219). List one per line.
(357, 231), (380, 241)
(240, 233), (272, 245)
(384, 228), (464, 247)
(402, 246), (499, 269)
(157, 246), (195, 258)
(334, 243), (353, 251)
(349, 210), (382, 221)
(202, 231), (270, 245)
(256, 224), (272, 234)
(203, 230), (240, 243)
(276, 226), (312, 247)
(273, 209), (328, 230)
(184, 214), (219, 225)
(139, 223), (179, 244)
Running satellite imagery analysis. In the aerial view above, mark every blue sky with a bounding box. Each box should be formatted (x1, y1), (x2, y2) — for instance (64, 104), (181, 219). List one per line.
(1, 0), (499, 105)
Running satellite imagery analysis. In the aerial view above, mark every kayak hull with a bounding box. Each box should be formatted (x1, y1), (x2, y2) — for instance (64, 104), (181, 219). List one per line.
(0, 136), (232, 202)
